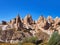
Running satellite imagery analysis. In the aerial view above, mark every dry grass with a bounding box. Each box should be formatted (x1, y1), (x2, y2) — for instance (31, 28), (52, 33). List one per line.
(0, 43), (18, 45)
(22, 43), (35, 45)
(0, 43), (35, 45)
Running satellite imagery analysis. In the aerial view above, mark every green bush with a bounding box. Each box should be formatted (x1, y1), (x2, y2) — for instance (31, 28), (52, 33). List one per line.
(47, 31), (60, 45)
(23, 36), (38, 43)
(18, 36), (37, 45)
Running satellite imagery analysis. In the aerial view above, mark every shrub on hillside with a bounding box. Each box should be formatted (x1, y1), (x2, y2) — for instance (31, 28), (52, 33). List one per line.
(18, 36), (38, 45)
(47, 31), (60, 45)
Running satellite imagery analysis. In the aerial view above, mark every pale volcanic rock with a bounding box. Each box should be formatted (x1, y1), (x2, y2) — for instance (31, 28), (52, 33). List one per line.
(43, 20), (50, 30)
(23, 32), (32, 38)
(23, 14), (34, 25)
(10, 39), (19, 44)
(53, 17), (60, 29)
(11, 31), (23, 40)
(0, 29), (14, 42)
(37, 16), (44, 28)
(23, 14), (35, 30)
(30, 30), (36, 37)
(37, 16), (44, 24)
(35, 29), (49, 41)
(15, 15), (23, 30)
(1, 14), (60, 43)
(47, 16), (54, 24)
(11, 18), (16, 24)
(2, 21), (7, 25)
(10, 19), (16, 29)
(2, 25), (11, 30)
(37, 16), (50, 30)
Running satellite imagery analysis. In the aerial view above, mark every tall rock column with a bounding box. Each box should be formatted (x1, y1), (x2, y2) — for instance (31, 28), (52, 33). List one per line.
(16, 14), (23, 30)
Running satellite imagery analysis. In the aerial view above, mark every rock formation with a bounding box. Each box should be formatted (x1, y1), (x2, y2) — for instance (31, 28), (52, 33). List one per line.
(0, 14), (60, 43)
(15, 14), (23, 30)
(23, 14), (34, 25)
(2, 21), (7, 25)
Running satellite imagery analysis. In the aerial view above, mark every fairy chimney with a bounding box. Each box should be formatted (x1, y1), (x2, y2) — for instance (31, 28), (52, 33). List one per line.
(37, 16), (45, 28)
(15, 14), (23, 30)
(47, 16), (54, 24)
(37, 16), (44, 24)
(23, 14), (34, 25)
(53, 17), (60, 29)
(11, 18), (16, 24)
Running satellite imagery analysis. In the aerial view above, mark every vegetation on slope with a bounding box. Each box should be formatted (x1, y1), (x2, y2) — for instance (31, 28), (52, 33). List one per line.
(47, 31), (60, 45)
(0, 31), (60, 45)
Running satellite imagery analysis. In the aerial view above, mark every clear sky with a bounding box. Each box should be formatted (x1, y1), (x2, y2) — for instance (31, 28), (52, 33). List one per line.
(0, 0), (60, 22)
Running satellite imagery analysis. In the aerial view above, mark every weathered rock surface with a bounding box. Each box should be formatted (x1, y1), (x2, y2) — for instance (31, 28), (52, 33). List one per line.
(0, 14), (60, 43)
(2, 21), (7, 25)
(23, 14), (34, 25)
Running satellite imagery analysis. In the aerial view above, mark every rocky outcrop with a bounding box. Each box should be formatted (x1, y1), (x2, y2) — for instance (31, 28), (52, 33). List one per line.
(15, 15), (23, 30)
(0, 14), (60, 43)
(0, 29), (14, 42)
(47, 16), (54, 24)
(2, 21), (7, 25)
(35, 30), (49, 41)
(0, 29), (33, 43)
(23, 14), (34, 25)
(23, 14), (35, 30)
(8, 14), (23, 30)
(37, 16), (50, 30)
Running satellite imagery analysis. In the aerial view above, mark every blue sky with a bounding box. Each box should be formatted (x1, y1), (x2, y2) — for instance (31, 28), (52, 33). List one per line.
(0, 0), (60, 22)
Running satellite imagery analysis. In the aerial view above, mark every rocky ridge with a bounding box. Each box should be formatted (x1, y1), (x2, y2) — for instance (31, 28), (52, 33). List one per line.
(0, 14), (60, 43)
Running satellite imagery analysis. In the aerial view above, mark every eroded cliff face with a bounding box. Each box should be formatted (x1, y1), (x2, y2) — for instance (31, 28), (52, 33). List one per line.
(0, 14), (60, 43)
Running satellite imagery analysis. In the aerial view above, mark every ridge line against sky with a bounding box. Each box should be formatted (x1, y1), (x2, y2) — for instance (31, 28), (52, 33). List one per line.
(0, 0), (60, 22)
